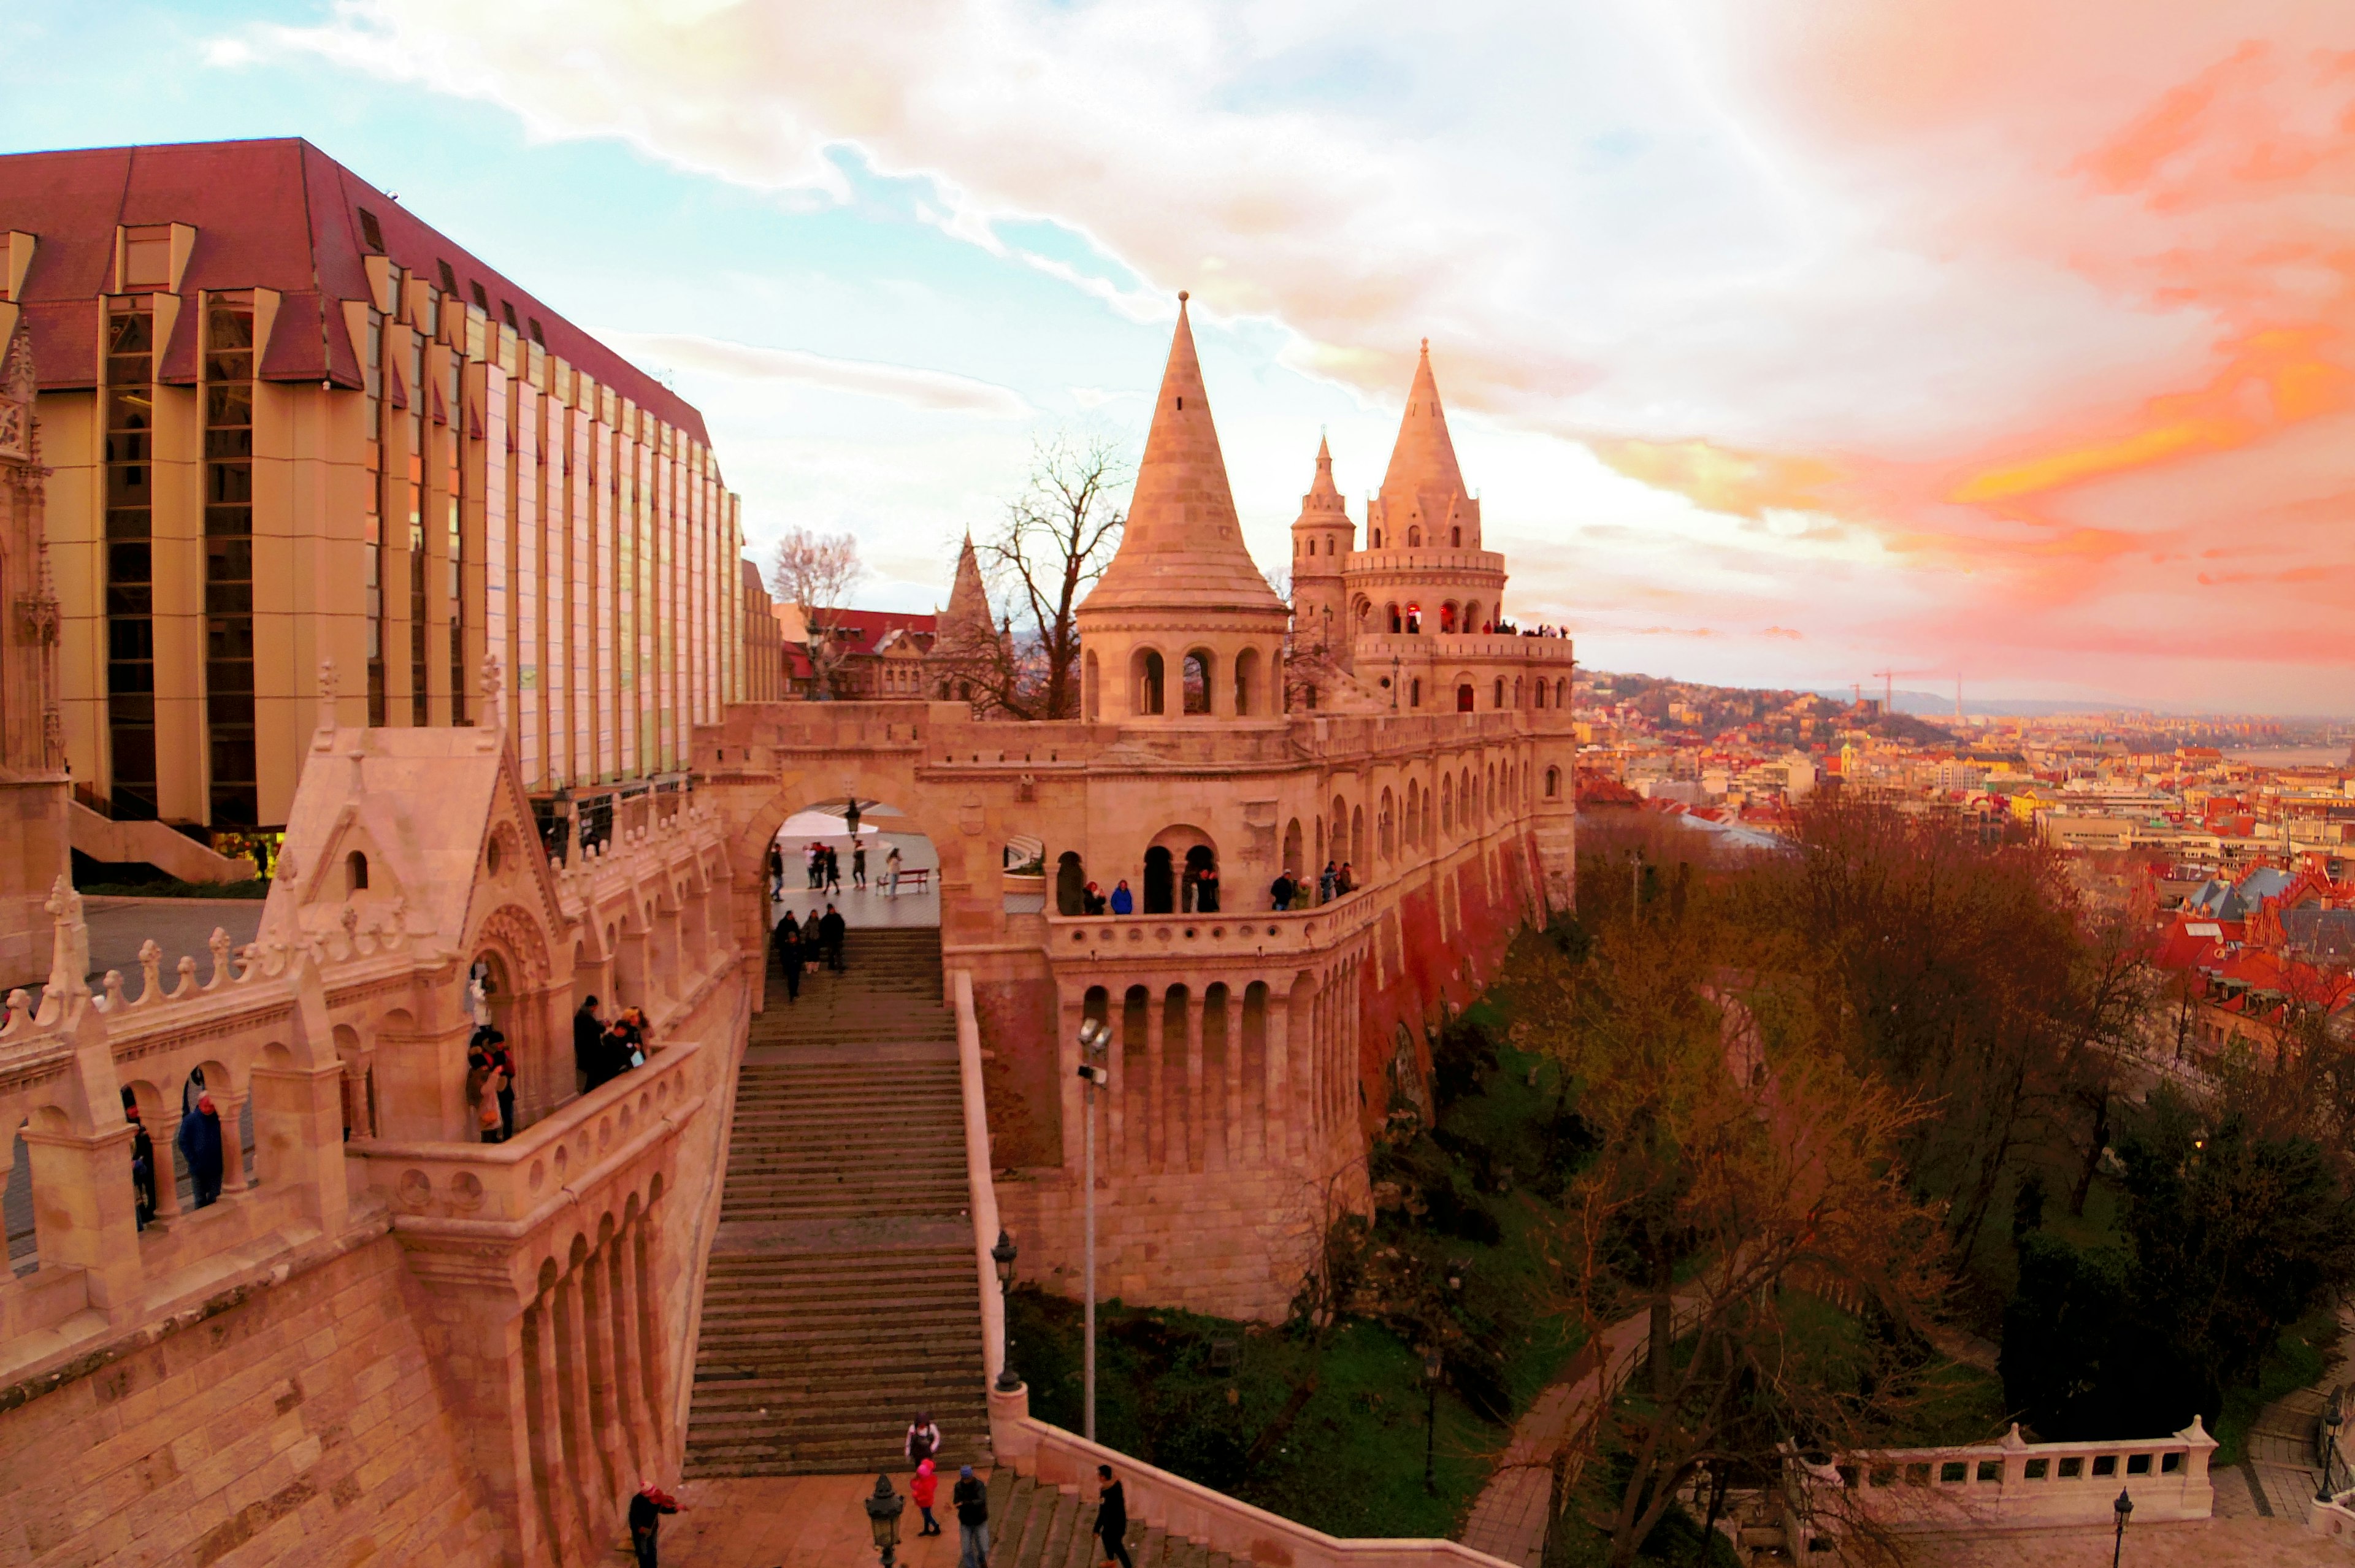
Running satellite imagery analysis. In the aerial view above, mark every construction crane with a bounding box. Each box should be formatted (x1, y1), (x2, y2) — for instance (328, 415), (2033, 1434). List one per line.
(1872, 669), (1896, 713)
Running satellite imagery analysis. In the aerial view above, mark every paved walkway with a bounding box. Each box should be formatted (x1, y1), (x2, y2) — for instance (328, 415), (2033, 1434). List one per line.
(1457, 1302), (1677, 1568)
(660, 1473), (989, 1567)
(2214, 1312), (2352, 1523)
(11, 895), (266, 999)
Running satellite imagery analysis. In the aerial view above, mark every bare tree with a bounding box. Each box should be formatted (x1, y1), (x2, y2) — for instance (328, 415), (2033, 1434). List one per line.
(979, 433), (1130, 719)
(770, 527), (865, 699)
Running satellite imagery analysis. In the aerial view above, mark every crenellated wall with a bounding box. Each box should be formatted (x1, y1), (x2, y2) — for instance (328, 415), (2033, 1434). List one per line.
(0, 692), (754, 1568)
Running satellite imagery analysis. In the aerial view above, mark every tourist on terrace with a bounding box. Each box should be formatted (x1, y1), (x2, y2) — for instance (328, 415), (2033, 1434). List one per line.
(628, 1482), (679, 1567)
(1083, 881), (1108, 916)
(1109, 880), (1134, 915)
(126, 1100), (156, 1230)
(852, 840), (869, 890)
(911, 1456), (941, 1535)
(886, 843), (905, 897)
(467, 1039), (506, 1144)
(954, 1464), (990, 1568)
(1193, 864), (1220, 912)
(806, 840), (822, 889)
(775, 910), (803, 1002)
(1270, 870), (1296, 911)
(1092, 1463), (1132, 1568)
(1319, 862), (1338, 903)
(480, 1027), (517, 1139)
(178, 1093), (224, 1209)
(824, 844), (843, 895)
(905, 1412), (941, 1463)
(573, 995), (605, 1095)
(819, 903), (848, 972)
(1337, 862), (1357, 894)
(767, 841), (785, 898)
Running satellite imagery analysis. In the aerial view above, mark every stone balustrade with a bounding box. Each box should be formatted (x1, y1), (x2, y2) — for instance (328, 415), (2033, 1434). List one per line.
(1785, 1420), (2218, 1541)
(1045, 884), (1387, 959)
(990, 1384), (1515, 1568)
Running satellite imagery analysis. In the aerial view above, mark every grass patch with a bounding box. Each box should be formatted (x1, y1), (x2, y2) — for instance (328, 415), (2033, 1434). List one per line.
(2212, 1306), (2340, 1467)
(78, 878), (269, 899)
(1010, 1291), (1494, 1538)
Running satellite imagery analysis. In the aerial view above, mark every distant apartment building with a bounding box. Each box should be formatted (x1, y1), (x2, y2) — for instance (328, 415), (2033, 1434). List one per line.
(0, 139), (754, 844)
(740, 560), (784, 702)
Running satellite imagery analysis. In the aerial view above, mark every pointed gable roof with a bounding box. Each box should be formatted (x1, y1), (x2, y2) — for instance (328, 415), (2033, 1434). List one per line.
(1081, 295), (1285, 617)
(939, 532), (995, 643)
(1377, 339), (1469, 525)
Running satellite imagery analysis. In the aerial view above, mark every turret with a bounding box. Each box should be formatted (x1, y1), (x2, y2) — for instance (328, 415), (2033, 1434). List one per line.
(1288, 435), (1353, 665)
(1074, 294), (1290, 722)
(1345, 340), (1507, 641)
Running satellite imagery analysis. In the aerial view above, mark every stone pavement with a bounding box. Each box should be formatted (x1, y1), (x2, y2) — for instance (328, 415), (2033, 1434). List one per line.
(661, 1472), (987, 1567)
(2213, 1312), (2351, 1524)
(1458, 1300), (1681, 1568)
(11, 894), (265, 998)
(1904, 1515), (2343, 1566)
(772, 830), (941, 931)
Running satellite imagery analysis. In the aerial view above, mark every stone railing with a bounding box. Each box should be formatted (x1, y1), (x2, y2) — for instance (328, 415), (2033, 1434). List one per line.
(1043, 884), (1387, 963)
(953, 970), (1008, 1385)
(989, 1385), (1515, 1568)
(1784, 1420), (2217, 1542)
(2313, 1486), (2355, 1543)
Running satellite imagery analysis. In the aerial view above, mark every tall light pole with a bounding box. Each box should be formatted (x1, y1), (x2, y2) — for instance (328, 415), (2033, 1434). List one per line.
(992, 1230), (1020, 1393)
(2110, 1488), (2131, 1568)
(1075, 1017), (1112, 1441)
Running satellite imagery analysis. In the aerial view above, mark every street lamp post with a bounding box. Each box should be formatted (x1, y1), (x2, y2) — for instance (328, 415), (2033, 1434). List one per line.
(2321, 1390), (2345, 1502)
(1075, 1017), (1112, 1441)
(1422, 1345), (1442, 1494)
(992, 1230), (1020, 1393)
(865, 1474), (906, 1568)
(2110, 1488), (2131, 1568)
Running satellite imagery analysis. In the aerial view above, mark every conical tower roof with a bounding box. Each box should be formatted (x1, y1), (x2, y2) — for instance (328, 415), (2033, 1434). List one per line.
(939, 532), (994, 643)
(1081, 295), (1286, 617)
(1377, 339), (1469, 526)
(1298, 434), (1346, 518)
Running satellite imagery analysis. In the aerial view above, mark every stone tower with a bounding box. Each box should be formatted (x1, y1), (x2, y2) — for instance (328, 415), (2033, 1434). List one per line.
(1352, 341), (1508, 638)
(1287, 435), (1354, 670)
(1075, 294), (1290, 722)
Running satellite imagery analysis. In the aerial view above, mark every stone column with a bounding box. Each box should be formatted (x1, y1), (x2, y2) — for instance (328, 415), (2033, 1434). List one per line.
(16, 1122), (143, 1316)
(148, 1107), (185, 1222)
(580, 1236), (627, 1500)
(1183, 990), (1206, 1174)
(610, 1213), (654, 1473)
(1263, 984), (1291, 1168)
(1145, 988), (1167, 1170)
(1223, 987), (1244, 1169)
(631, 1212), (671, 1453)
(553, 1267), (606, 1543)
(248, 1060), (351, 1231)
(1107, 989), (1128, 1174)
(213, 1090), (251, 1195)
(524, 1293), (578, 1565)
(1057, 985), (1086, 1180)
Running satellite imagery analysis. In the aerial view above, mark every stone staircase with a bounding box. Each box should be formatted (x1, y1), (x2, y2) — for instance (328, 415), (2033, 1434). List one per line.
(986, 1470), (1249, 1568)
(684, 927), (992, 1476)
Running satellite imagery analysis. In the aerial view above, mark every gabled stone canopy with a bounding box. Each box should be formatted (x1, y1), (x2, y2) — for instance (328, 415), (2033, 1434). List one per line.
(1079, 296), (1287, 619)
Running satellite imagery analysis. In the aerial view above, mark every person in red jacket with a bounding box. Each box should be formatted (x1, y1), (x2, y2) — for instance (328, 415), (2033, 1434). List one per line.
(911, 1456), (941, 1536)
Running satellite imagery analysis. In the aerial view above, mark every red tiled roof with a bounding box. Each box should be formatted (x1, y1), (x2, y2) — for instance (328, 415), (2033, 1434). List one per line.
(0, 139), (708, 443)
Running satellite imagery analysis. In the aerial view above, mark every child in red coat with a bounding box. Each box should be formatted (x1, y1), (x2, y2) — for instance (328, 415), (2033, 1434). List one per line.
(912, 1457), (941, 1535)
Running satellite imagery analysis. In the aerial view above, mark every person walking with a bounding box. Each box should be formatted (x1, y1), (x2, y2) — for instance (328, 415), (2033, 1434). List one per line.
(1091, 1464), (1132, 1568)
(819, 903), (848, 972)
(775, 910), (803, 1002)
(178, 1092), (225, 1209)
(573, 995), (605, 1095)
(904, 1412), (941, 1465)
(767, 841), (786, 899)
(886, 844), (903, 897)
(954, 1464), (990, 1568)
(805, 840), (822, 889)
(911, 1456), (941, 1536)
(627, 1482), (680, 1567)
(852, 841), (868, 890)
(1109, 879), (1134, 916)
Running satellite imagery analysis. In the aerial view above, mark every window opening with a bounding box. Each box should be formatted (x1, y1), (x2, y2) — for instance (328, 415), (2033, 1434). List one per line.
(104, 300), (158, 819)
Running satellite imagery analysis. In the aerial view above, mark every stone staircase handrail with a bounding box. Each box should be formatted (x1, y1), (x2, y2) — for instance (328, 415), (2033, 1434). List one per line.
(952, 968), (1009, 1386)
(990, 1388), (1518, 1568)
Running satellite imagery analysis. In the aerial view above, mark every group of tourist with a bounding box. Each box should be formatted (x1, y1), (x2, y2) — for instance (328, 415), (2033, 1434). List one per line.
(902, 1415), (1125, 1568)
(772, 904), (849, 997)
(572, 995), (651, 1096)
(465, 1027), (518, 1143)
(768, 836), (911, 898)
(1072, 859), (1357, 917)
(119, 1079), (229, 1225)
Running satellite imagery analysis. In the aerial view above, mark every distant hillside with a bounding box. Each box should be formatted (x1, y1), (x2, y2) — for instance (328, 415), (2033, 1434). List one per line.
(1580, 669), (1959, 749)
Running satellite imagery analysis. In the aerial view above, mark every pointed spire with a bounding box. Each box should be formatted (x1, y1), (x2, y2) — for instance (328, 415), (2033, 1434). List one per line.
(940, 532), (993, 643)
(1082, 294), (1285, 616)
(1377, 338), (1469, 532)
(1295, 431), (1348, 524)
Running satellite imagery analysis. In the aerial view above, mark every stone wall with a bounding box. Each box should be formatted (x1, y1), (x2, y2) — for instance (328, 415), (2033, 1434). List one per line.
(0, 1225), (505, 1567)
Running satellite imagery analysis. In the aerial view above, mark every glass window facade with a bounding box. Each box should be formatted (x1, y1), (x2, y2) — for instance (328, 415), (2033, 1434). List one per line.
(104, 301), (156, 819)
(204, 296), (258, 825)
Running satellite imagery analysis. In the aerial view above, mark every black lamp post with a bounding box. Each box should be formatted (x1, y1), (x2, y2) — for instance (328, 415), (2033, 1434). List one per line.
(2321, 1392), (2345, 1502)
(1423, 1345), (1442, 1494)
(2110, 1488), (2131, 1568)
(992, 1229), (1020, 1392)
(866, 1474), (906, 1568)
